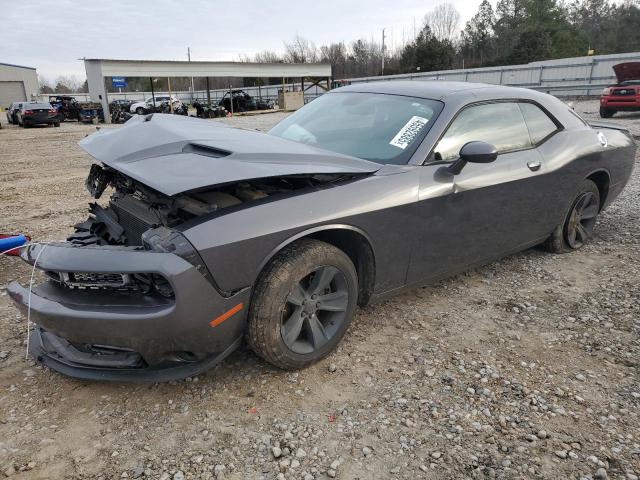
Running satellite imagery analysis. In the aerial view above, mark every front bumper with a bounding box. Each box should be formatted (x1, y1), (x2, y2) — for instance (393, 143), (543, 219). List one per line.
(7, 243), (250, 381)
(600, 96), (640, 110)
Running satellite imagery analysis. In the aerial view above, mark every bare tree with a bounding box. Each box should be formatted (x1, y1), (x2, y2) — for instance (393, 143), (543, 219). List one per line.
(424, 3), (461, 42)
(283, 35), (318, 63)
(254, 50), (284, 63)
(238, 50), (284, 63)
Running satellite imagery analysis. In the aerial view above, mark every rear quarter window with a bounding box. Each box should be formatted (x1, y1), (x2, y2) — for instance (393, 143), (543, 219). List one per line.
(518, 102), (560, 144)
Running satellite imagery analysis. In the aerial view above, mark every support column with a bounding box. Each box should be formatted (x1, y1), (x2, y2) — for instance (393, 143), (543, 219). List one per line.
(84, 59), (110, 124)
(150, 77), (156, 109)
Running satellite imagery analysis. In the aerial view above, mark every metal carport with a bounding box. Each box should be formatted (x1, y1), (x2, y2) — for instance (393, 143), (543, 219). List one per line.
(84, 59), (332, 123)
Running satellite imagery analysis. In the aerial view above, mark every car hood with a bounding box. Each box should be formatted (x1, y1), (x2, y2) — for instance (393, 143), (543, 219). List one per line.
(613, 62), (640, 83)
(79, 113), (382, 196)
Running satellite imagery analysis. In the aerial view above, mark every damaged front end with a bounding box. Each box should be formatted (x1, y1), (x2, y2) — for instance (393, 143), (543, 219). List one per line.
(7, 240), (248, 381)
(8, 114), (379, 380)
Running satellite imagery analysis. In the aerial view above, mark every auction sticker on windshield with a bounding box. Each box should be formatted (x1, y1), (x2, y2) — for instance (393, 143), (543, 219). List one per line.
(389, 116), (429, 149)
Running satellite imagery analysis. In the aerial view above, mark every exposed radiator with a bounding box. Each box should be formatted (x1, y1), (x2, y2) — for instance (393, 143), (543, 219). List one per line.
(110, 196), (159, 246)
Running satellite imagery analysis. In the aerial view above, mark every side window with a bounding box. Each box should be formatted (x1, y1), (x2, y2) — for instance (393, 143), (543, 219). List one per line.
(519, 102), (559, 143)
(434, 102), (531, 161)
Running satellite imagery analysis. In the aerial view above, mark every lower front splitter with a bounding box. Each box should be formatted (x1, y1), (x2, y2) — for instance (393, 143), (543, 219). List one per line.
(28, 327), (242, 382)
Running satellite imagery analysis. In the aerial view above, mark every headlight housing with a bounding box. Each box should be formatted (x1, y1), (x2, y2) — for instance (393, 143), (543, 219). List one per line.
(141, 227), (216, 289)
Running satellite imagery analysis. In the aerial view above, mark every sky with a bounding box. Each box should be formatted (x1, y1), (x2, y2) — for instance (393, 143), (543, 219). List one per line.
(0, 0), (483, 82)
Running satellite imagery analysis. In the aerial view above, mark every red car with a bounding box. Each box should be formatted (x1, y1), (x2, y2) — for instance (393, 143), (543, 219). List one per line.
(600, 62), (640, 118)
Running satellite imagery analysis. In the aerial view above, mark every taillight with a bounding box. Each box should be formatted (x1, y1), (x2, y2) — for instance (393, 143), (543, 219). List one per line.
(48, 109), (57, 115)
(23, 109), (33, 115)
(602, 87), (611, 96)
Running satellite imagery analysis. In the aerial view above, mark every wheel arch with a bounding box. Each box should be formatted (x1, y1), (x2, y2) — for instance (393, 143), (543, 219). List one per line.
(586, 169), (610, 210)
(258, 225), (376, 307)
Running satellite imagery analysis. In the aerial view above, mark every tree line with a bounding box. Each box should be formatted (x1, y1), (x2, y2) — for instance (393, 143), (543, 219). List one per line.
(245, 0), (640, 78)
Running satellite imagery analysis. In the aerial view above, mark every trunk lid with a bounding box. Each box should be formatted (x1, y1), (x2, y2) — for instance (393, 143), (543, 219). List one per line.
(29, 108), (51, 118)
(79, 114), (381, 196)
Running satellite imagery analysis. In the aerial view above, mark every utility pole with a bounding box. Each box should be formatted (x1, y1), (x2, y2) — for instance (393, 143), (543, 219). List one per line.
(381, 28), (386, 76)
(188, 47), (195, 103)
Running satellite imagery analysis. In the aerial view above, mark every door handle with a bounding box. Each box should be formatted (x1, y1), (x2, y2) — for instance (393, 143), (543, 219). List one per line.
(527, 160), (541, 172)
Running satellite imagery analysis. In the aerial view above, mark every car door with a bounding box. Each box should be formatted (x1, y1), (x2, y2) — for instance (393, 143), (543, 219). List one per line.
(406, 100), (559, 285)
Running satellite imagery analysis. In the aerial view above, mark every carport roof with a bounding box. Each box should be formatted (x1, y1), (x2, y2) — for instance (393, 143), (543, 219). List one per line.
(83, 58), (331, 78)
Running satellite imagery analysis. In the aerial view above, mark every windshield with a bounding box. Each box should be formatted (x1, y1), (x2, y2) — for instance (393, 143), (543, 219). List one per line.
(269, 92), (443, 164)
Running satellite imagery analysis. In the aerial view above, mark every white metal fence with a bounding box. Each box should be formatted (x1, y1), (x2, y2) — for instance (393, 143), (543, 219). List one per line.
(346, 51), (640, 97)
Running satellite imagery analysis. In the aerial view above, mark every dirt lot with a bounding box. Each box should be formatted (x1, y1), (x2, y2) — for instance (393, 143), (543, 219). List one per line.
(0, 102), (638, 480)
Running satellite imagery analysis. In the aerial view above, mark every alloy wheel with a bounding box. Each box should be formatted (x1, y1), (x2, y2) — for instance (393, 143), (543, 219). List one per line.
(564, 191), (599, 249)
(281, 266), (350, 355)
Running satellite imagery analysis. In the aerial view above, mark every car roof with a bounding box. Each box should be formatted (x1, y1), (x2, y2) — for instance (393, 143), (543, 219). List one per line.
(334, 80), (532, 101)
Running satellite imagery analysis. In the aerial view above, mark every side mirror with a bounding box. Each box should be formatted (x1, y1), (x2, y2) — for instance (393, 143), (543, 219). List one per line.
(448, 141), (498, 175)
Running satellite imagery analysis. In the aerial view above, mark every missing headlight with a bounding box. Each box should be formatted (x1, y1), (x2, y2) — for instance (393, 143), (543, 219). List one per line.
(142, 227), (215, 287)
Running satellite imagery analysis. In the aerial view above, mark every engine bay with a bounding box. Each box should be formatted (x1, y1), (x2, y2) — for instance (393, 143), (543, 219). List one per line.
(69, 164), (358, 247)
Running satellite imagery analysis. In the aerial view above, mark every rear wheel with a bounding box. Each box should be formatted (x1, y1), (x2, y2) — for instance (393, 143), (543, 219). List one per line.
(247, 239), (358, 370)
(54, 122), (60, 127)
(599, 107), (615, 118)
(136, 107), (145, 115)
(541, 179), (600, 253)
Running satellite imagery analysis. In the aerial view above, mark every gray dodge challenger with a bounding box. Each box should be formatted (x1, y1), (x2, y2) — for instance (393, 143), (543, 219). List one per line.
(7, 81), (636, 381)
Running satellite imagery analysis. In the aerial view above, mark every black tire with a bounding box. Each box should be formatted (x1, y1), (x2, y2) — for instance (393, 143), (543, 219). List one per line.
(54, 122), (60, 127)
(599, 107), (615, 118)
(541, 179), (601, 253)
(136, 107), (145, 115)
(247, 239), (358, 370)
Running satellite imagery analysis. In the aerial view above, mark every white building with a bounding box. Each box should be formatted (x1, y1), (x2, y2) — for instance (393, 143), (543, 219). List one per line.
(0, 62), (39, 107)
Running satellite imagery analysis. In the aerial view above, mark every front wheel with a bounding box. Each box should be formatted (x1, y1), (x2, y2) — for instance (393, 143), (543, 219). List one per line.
(541, 179), (601, 253)
(247, 239), (358, 370)
(136, 107), (145, 115)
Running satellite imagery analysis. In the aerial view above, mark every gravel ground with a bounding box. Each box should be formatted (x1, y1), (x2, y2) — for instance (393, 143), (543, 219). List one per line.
(0, 101), (638, 480)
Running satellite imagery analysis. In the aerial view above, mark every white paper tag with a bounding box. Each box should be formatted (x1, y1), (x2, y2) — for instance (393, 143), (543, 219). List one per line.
(389, 116), (429, 149)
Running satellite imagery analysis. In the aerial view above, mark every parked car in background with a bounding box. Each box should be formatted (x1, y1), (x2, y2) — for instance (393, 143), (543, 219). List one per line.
(7, 81), (636, 381)
(600, 62), (640, 118)
(6, 101), (25, 124)
(130, 95), (179, 114)
(219, 89), (257, 112)
(15, 102), (59, 127)
(110, 99), (133, 111)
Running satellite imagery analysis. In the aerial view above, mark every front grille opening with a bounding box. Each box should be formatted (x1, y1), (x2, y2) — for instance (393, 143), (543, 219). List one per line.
(45, 270), (173, 297)
(67, 272), (127, 288)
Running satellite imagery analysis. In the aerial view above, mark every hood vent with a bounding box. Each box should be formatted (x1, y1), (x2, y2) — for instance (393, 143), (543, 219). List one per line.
(182, 143), (230, 158)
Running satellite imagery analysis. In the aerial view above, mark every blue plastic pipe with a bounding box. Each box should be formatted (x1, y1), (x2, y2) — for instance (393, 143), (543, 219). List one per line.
(0, 235), (27, 253)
